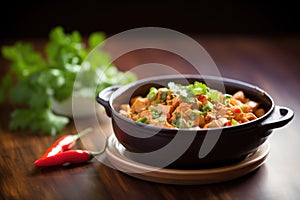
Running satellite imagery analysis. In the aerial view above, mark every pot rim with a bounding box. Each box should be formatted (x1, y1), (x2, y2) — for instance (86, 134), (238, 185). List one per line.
(106, 74), (275, 133)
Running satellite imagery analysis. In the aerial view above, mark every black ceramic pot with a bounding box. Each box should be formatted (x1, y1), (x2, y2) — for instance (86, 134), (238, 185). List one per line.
(96, 75), (294, 169)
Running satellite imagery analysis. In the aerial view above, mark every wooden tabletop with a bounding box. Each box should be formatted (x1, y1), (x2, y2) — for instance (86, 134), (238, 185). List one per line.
(0, 35), (299, 199)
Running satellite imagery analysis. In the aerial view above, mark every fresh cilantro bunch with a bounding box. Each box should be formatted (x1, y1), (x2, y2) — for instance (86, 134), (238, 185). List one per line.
(0, 27), (136, 135)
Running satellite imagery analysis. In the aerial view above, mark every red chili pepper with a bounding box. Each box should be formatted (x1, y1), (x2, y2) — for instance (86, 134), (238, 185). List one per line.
(41, 128), (92, 158)
(34, 138), (108, 167)
(166, 113), (171, 119)
(233, 108), (242, 113)
(197, 94), (206, 101)
(34, 150), (100, 167)
(224, 120), (232, 126)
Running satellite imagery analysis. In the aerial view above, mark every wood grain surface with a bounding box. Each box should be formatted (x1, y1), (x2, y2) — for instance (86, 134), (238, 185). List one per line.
(0, 35), (299, 200)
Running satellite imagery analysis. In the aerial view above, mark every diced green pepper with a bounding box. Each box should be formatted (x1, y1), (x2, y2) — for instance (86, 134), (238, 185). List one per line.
(136, 116), (147, 123)
(146, 87), (158, 101)
(231, 119), (239, 126)
(224, 94), (232, 99)
(148, 105), (157, 111)
(240, 106), (244, 113)
(203, 101), (213, 111)
(192, 109), (206, 116)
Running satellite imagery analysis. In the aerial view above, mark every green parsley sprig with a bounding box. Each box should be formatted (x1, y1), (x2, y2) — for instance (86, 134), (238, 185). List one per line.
(0, 27), (136, 135)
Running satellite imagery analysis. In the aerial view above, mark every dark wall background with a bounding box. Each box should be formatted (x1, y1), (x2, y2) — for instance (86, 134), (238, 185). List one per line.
(1, 0), (299, 39)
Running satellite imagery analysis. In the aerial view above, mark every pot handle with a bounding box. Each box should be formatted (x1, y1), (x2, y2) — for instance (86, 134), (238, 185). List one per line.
(260, 105), (294, 130)
(96, 86), (120, 117)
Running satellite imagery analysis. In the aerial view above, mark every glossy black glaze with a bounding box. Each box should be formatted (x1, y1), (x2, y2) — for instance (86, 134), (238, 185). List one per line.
(97, 75), (294, 169)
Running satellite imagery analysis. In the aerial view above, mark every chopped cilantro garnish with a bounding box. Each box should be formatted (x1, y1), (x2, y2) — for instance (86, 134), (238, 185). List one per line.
(158, 115), (167, 122)
(168, 81), (203, 102)
(186, 120), (194, 128)
(224, 94), (232, 104)
(208, 90), (220, 102)
(224, 94), (232, 99)
(152, 111), (161, 119)
(161, 91), (167, 101)
(191, 81), (207, 95)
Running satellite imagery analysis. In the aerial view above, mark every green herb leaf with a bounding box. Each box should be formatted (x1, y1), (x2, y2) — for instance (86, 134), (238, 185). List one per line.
(191, 81), (207, 95)
(161, 91), (167, 101)
(10, 81), (33, 104)
(152, 110), (161, 119)
(9, 109), (69, 135)
(2, 27), (136, 135)
(158, 115), (167, 122)
(186, 120), (194, 128)
(208, 90), (220, 102)
(2, 42), (46, 80)
(88, 32), (106, 49)
(0, 75), (12, 102)
(46, 26), (85, 68)
(168, 81), (207, 102)
(173, 117), (186, 128)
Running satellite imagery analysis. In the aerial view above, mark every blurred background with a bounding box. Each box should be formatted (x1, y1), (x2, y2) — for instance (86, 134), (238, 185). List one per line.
(1, 0), (299, 39)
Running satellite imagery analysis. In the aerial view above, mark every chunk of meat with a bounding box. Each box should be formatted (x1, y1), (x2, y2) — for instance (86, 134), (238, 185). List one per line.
(119, 104), (132, 118)
(246, 101), (259, 111)
(149, 120), (174, 128)
(245, 113), (257, 121)
(233, 91), (246, 103)
(139, 110), (153, 122)
(254, 108), (265, 118)
(205, 111), (216, 123)
(204, 118), (228, 128)
(169, 102), (193, 124)
(157, 104), (172, 115)
(119, 110), (130, 118)
(198, 115), (206, 127)
(166, 97), (180, 112)
(131, 97), (150, 113)
(229, 98), (243, 106)
(204, 119), (222, 128)
(120, 104), (131, 112)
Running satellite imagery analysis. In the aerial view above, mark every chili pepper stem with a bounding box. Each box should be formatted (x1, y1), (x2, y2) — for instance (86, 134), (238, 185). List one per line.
(71, 127), (93, 141)
(89, 138), (108, 158)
